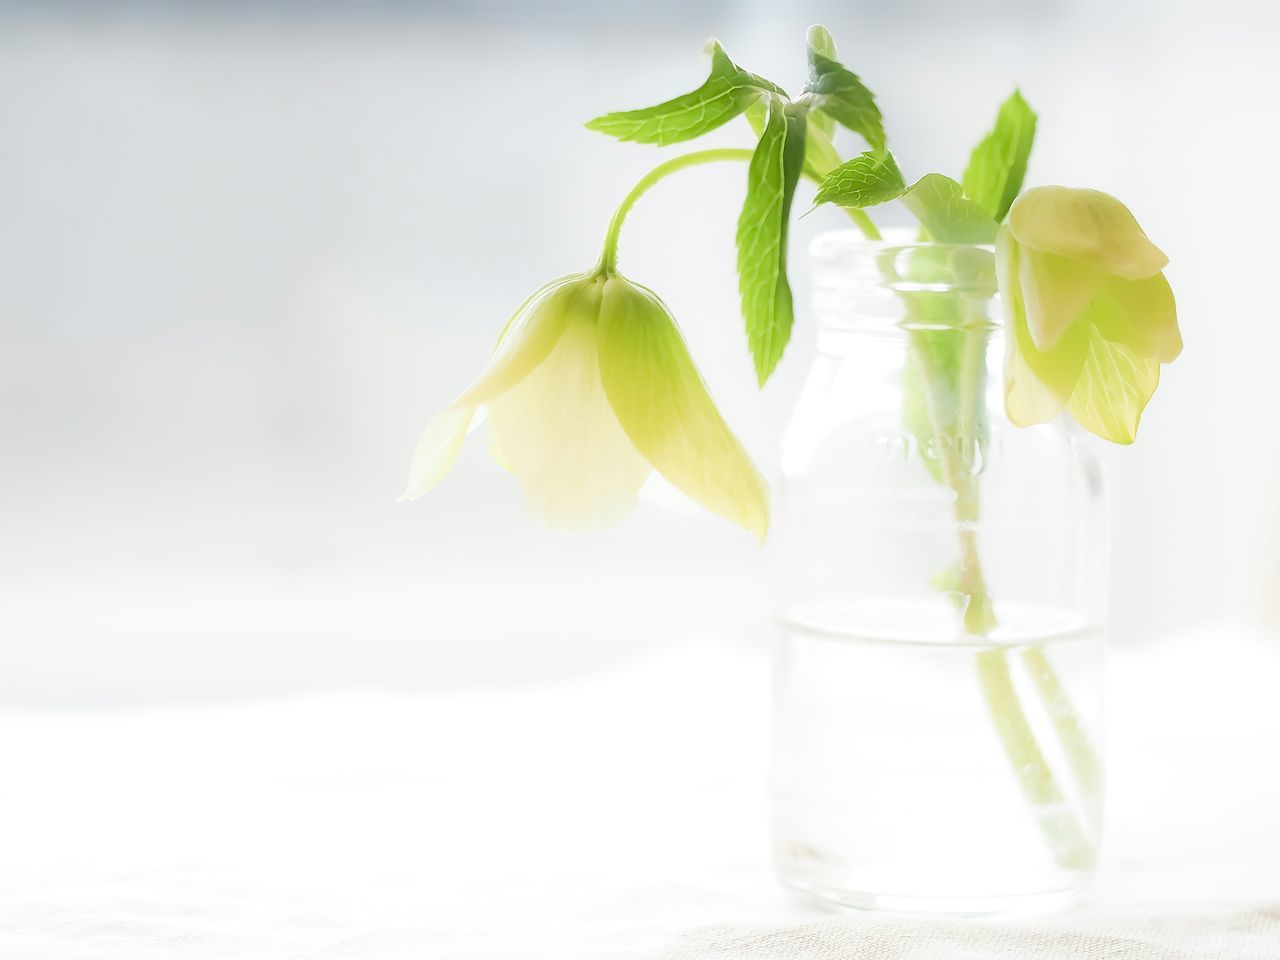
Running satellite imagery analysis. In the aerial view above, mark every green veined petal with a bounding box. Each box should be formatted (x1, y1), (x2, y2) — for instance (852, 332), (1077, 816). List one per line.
(596, 276), (770, 542)
(1065, 325), (1161, 444)
(1087, 271), (1182, 363)
(1008, 186), (1168, 281)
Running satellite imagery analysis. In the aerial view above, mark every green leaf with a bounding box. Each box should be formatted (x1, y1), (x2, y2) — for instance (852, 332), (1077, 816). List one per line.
(812, 150), (904, 208)
(736, 98), (807, 385)
(586, 39), (784, 146)
(750, 95), (841, 181)
(803, 46), (885, 153)
(804, 26), (837, 137)
(962, 90), (1037, 221)
(900, 174), (1000, 244)
(806, 24), (838, 62)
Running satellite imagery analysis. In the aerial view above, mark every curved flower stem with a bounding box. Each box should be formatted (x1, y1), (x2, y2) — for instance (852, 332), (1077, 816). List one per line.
(596, 148), (880, 274)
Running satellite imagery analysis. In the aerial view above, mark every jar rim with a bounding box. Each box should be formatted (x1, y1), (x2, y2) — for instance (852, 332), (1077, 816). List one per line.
(809, 228), (1002, 333)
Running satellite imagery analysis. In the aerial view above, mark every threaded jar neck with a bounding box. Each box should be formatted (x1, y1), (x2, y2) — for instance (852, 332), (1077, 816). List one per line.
(810, 229), (1002, 341)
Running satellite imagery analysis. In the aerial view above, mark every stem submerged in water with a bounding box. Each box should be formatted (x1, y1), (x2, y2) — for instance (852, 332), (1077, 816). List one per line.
(975, 650), (1096, 870)
(906, 313), (1099, 871)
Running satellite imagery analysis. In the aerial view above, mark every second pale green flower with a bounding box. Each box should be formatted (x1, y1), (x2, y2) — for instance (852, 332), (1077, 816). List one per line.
(997, 186), (1182, 443)
(402, 271), (770, 540)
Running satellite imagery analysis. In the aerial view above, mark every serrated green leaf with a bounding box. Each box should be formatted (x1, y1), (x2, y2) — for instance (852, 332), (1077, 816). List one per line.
(804, 48), (885, 153)
(736, 98), (807, 385)
(900, 174), (1000, 244)
(586, 39), (784, 146)
(750, 96), (840, 181)
(962, 90), (1037, 221)
(812, 150), (904, 208)
(806, 24), (837, 61)
(804, 26), (837, 137)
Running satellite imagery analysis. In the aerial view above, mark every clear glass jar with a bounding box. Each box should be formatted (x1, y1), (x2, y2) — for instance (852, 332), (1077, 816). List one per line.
(771, 231), (1106, 916)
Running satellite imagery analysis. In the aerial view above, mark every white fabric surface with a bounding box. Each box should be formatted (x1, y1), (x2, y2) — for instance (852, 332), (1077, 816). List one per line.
(666, 906), (1280, 959)
(1, 630), (1278, 958)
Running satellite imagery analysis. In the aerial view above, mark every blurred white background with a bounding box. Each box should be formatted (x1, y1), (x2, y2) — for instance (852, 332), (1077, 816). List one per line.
(2, 0), (1277, 701)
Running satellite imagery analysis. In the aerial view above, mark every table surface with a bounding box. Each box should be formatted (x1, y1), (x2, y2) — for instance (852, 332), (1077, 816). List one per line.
(1, 630), (1277, 958)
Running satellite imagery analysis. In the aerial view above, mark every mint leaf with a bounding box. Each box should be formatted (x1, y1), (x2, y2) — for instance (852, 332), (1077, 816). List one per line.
(962, 90), (1037, 221)
(804, 26), (837, 138)
(737, 98), (807, 385)
(900, 174), (999, 244)
(586, 39), (784, 146)
(746, 96), (840, 181)
(812, 150), (904, 208)
(806, 24), (838, 62)
(803, 45), (885, 152)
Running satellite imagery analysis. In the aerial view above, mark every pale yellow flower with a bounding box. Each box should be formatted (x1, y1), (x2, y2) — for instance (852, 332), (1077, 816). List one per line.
(997, 186), (1182, 443)
(402, 271), (770, 540)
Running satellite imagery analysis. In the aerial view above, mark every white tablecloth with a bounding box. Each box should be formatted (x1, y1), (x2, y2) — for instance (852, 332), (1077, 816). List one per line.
(2, 631), (1278, 958)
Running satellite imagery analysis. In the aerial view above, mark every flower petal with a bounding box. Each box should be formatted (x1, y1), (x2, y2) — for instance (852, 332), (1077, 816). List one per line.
(486, 309), (652, 531)
(400, 275), (590, 501)
(1087, 271), (1182, 363)
(400, 405), (477, 500)
(1009, 186), (1168, 281)
(998, 226), (1090, 426)
(454, 274), (595, 408)
(1065, 325), (1161, 444)
(595, 276), (770, 542)
(1018, 248), (1103, 352)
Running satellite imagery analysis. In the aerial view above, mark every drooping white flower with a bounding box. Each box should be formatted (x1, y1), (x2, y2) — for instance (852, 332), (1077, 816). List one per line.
(403, 271), (770, 540)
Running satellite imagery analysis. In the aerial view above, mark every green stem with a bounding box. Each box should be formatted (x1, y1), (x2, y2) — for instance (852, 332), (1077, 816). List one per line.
(1021, 646), (1103, 800)
(976, 650), (1096, 870)
(907, 319), (1095, 870)
(598, 148), (752, 274)
(842, 205), (881, 241)
(596, 148), (879, 274)
(906, 330), (994, 634)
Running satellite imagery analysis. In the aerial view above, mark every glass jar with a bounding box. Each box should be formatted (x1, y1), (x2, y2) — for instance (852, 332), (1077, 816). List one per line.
(770, 231), (1106, 916)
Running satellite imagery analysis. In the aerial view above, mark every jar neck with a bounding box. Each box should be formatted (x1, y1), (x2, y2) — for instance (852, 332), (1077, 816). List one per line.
(809, 229), (1002, 353)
